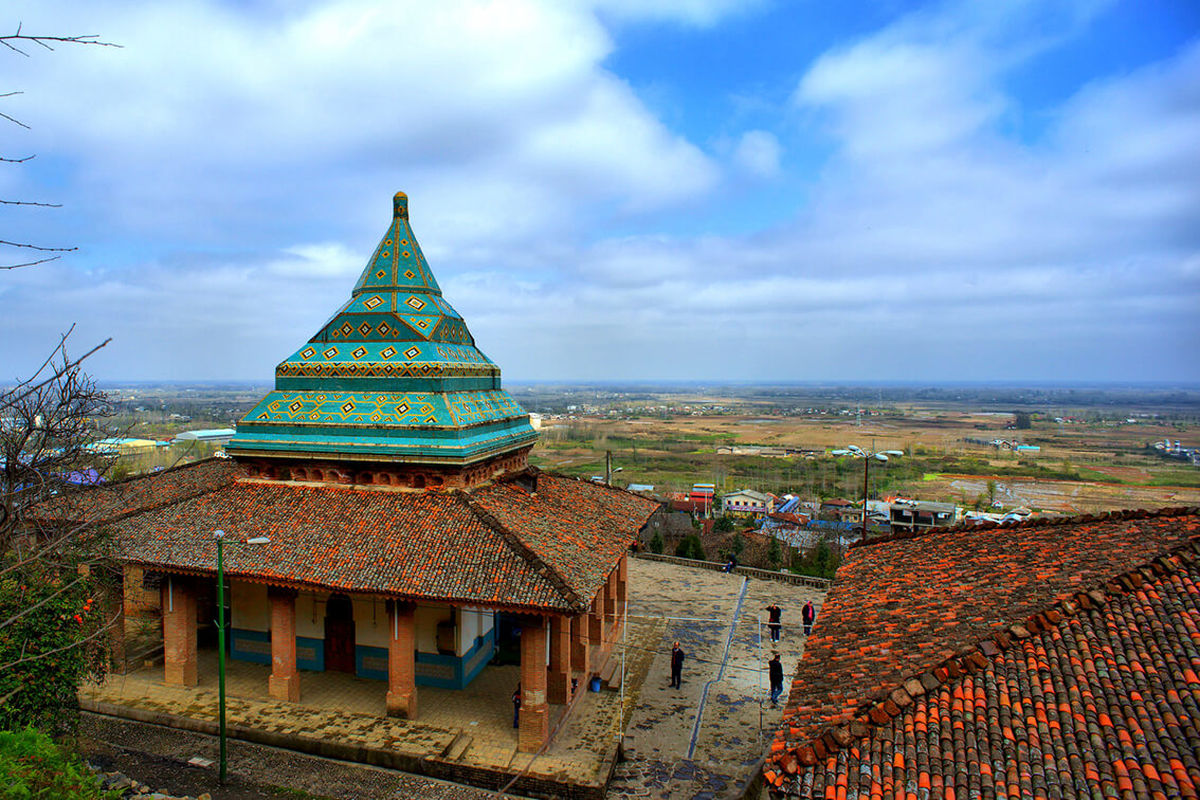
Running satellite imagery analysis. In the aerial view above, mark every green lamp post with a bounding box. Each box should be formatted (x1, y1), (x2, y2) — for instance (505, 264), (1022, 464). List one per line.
(213, 529), (269, 784)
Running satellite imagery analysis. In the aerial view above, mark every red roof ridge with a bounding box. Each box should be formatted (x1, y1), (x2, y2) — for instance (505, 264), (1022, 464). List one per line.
(765, 533), (1200, 783)
(850, 504), (1200, 550)
(454, 490), (584, 612)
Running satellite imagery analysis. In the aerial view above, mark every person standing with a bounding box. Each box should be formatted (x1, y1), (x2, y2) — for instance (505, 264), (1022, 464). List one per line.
(670, 641), (685, 689)
(802, 600), (816, 635)
(512, 682), (521, 728)
(768, 652), (784, 707)
(766, 602), (782, 642)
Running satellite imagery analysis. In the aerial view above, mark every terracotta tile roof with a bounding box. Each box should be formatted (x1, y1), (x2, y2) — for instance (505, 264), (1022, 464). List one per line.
(34, 458), (237, 524)
(73, 467), (655, 612)
(469, 474), (660, 606)
(765, 507), (1200, 796)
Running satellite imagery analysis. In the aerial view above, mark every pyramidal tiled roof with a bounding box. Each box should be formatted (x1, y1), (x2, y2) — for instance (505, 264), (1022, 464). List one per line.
(226, 192), (537, 465)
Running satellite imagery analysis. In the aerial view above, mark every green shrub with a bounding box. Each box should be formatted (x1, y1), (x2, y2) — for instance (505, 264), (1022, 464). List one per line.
(0, 555), (110, 734)
(0, 728), (120, 799)
(649, 529), (664, 554)
(674, 534), (707, 561)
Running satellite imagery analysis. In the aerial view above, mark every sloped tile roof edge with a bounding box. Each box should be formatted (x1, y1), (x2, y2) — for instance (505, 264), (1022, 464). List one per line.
(764, 514), (1200, 787)
(849, 504), (1199, 550)
(455, 488), (583, 611)
(120, 559), (577, 614)
(33, 457), (233, 525)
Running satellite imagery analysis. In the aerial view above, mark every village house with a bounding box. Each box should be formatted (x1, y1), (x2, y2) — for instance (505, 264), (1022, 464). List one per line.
(42, 191), (658, 756)
(722, 488), (776, 517)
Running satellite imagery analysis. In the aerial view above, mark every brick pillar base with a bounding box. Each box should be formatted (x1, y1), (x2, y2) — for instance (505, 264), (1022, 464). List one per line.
(519, 616), (549, 753)
(386, 600), (417, 718)
(162, 576), (197, 687)
(268, 587), (300, 703)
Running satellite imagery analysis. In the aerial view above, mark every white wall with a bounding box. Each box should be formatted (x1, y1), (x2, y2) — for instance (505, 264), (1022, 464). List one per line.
(457, 608), (494, 655)
(231, 581), (268, 631)
(296, 591), (326, 639)
(415, 603), (453, 652)
(353, 596), (390, 648)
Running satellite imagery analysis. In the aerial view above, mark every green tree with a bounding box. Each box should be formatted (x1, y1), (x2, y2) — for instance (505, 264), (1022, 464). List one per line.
(766, 534), (782, 569)
(649, 528), (664, 554)
(986, 479), (997, 506)
(675, 534), (706, 561)
(713, 515), (734, 533)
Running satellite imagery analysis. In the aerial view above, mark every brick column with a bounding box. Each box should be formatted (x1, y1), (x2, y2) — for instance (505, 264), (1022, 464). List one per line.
(616, 555), (628, 638)
(386, 600), (417, 718)
(570, 614), (590, 681)
(547, 615), (570, 705)
(267, 586), (300, 702)
(519, 615), (548, 753)
(107, 568), (127, 674)
(161, 575), (197, 687)
(604, 569), (617, 633)
(588, 594), (603, 651)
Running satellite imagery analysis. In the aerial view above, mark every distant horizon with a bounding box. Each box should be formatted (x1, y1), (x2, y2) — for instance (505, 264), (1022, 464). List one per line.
(88, 378), (1200, 392)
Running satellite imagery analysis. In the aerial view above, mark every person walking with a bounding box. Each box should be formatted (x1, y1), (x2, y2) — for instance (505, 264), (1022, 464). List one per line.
(802, 599), (816, 635)
(768, 652), (784, 707)
(766, 602), (782, 642)
(670, 641), (685, 689)
(512, 682), (522, 728)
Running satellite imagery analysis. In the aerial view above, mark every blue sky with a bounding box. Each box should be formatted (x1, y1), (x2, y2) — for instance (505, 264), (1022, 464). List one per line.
(2, 0), (1198, 383)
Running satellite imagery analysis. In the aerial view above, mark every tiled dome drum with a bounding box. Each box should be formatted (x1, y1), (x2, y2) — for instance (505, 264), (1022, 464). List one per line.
(226, 192), (537, 488)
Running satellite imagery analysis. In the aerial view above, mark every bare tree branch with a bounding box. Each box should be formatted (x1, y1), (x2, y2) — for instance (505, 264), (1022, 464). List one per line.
(1, 199), (63, 208)
(1, 255), (62, 270)
(0, 239), (76, 252)
(0, 24), (120, 56)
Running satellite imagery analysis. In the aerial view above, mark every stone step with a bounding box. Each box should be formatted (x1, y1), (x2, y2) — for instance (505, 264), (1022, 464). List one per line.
(599, 658), (623, 690)
(445, 732), (472, 761)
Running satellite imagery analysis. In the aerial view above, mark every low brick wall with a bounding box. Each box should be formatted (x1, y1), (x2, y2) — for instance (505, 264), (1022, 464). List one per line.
(632, 551), (832, 590)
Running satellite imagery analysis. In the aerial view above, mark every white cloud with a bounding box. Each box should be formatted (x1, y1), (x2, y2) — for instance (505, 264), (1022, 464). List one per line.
(732, 130), (782, 178)
(2, 0), (1197, 383)
(587, 0), (764, 28)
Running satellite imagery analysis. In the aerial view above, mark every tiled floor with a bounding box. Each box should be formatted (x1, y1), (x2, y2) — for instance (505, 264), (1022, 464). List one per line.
(87, 636), (624, 786)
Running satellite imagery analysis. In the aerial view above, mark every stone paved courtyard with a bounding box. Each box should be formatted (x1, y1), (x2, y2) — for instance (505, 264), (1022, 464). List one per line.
(84, 558), (825, 798)
(606, 560), (825, 799)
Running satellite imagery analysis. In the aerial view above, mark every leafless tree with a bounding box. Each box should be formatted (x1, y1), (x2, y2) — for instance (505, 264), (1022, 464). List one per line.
(2, 23), (119, 270)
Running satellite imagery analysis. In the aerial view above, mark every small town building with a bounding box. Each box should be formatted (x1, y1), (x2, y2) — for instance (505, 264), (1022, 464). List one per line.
(887, 499), (957, 532)
(764, 506), (1200, 797)
(722, 489), (775, 516)
(44, 192), (657, 756)
(173, 428), (236, 444)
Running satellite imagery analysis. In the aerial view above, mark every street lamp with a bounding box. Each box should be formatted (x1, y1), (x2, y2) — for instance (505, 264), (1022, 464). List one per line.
(830, 446), (903, 536)
(213, 529), (269, 784)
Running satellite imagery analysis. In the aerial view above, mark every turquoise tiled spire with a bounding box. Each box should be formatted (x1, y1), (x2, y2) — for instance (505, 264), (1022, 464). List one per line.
(226, 192), (537, 466)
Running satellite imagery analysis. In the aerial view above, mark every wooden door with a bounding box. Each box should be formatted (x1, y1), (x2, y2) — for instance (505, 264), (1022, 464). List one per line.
(324, 593), (356, 673)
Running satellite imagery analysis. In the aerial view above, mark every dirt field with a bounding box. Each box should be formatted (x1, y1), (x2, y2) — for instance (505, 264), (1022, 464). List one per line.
(532, 405), (1200, 513)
